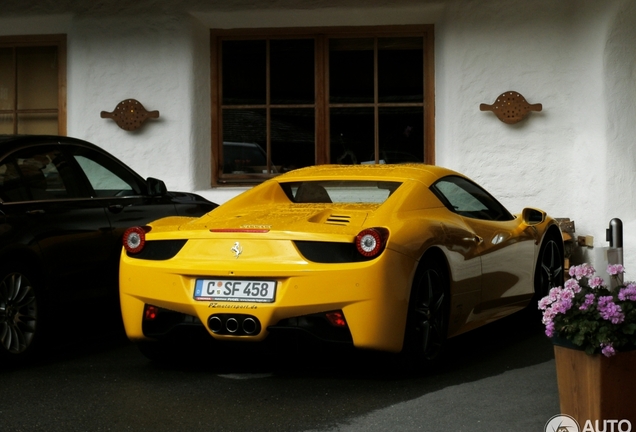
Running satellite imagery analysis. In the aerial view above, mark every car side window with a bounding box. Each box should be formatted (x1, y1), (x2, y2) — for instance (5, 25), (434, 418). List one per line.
(70, 149), (142, 197)
(1, 149), (81, 202)
(0, 161), (28, 202)
(431, 176), (514, 221)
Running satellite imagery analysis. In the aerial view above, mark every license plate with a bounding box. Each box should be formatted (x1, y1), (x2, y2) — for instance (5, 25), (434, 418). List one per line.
(194, 279), (276, 303)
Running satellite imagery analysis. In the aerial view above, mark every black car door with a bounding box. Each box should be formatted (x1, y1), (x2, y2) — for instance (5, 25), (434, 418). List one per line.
(0, 145), (114, 302)
(64, 145), (182, 264)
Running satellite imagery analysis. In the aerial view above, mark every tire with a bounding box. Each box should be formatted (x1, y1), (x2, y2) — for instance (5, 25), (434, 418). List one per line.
(534, 233), (564, 300)
(0, 262), (42, 363)
(403, 255), (449, 362)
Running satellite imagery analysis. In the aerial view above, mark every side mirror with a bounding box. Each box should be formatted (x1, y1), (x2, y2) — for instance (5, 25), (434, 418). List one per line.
(522, 207), (545, 225)
(146, 177), (168, 196)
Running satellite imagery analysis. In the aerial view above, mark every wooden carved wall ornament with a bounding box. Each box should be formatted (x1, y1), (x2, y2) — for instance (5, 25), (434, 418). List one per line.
(480, 91), (542, 124)
(100, 99), (160, 131)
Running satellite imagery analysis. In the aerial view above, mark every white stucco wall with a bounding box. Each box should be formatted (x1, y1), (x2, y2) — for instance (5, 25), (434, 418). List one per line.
(66, 13), (212, 193)
(434, 0), (622, 270)
(2, 0), (636, 273)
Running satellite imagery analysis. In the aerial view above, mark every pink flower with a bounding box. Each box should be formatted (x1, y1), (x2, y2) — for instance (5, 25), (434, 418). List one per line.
(542, 307), (556, 324)
(588, 276), (605, 289)
(538, 296), (551, 310)
(607, 264), (625, 276)
(547, 287), (560, 302)
(564, 278), (581, 293)
(569, 263), (595, 280)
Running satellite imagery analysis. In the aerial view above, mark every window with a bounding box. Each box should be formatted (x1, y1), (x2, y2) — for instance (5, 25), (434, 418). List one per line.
(211, 26), (434, 185)
(431, 176), (514, 222)
(0, 35), (67, 135)
(281, 180), (401, 204)
(74, 155), (137, 197)
(0, 148), (80, 202)
(69, 147), (143, 197)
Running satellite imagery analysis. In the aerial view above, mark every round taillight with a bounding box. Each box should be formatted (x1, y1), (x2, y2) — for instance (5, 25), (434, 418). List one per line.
(123, 226), (147, 254)
(355, 228), (387, 258)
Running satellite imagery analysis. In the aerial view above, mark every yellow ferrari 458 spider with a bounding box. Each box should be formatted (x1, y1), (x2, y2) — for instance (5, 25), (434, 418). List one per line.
(119, 164), (564, 361)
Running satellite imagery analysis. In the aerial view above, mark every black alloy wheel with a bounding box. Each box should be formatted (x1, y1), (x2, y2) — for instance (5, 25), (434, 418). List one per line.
(535, 234), (564, 299)
(0, 264), (39, 359)
(405, 257), (449, 361)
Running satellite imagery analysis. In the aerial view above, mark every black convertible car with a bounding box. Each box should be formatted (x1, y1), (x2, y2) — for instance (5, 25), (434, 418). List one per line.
(0, 135), (217, 362)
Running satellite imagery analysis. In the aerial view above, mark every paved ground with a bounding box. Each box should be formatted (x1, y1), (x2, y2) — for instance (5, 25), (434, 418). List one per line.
(300, 309), (561, 432)
(1, 308), (560, 432)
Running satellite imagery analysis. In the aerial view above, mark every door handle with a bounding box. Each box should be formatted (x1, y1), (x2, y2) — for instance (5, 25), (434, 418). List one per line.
(108, 204), (125, 214)
(26, 209), (45, 215)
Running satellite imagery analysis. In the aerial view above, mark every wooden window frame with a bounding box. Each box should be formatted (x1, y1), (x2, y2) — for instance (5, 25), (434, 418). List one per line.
(0, 34), (67, 136)
(210, 25), (434, 186)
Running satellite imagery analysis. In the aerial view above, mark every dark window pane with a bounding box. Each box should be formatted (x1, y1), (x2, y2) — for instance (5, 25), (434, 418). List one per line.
(223, 141), (269, 174)
(329, 39), (374, 104)
(16, 46), (58, 110)
(14, 149), (79, 200)
(271, 108), (315, 172)
(0, 113), (13, 134)
(222, 109), (266, 174)
(378, 107), (423, 163)
(17, 113), (58, 135)
(222, 40), (266, 105)
(271, 39), (315, 105)
(378, 38), (423, 103)
(0, 48), (14, 111)
(330, 108), (374, 164)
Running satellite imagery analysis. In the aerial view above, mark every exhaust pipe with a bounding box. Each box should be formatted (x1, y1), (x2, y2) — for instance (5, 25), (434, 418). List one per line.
(226, 317), (239, 333)
(208, 316), (223, 333)
(207, 314), (261, 335)
(242, 317), (257, 335)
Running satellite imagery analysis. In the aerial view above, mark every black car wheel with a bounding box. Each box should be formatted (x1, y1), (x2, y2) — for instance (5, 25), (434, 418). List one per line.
(535, 233), (564, 299)
(0, 263), (40, 360)
(404, 256), (449, 361)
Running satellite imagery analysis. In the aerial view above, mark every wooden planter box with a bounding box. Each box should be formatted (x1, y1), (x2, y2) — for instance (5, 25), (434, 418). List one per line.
(554, 345), (636, 425)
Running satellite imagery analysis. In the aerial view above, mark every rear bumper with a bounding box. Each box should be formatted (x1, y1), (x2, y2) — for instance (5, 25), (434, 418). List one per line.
(120, 246), (416, 352)
(140, 306), (354, 346)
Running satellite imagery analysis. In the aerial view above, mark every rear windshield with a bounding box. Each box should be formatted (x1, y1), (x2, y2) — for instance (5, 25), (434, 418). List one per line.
(280, 180), (401, 204)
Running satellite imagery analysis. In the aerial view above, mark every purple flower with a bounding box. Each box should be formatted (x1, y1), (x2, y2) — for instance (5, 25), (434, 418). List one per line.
(607, 264), (625, 276)
(597, 296), (624, 324)
(601, 343), (616, 357)
(579, 293), (596, 311)
(554, 299), (573, 314)
(541, 262), (634, 356)
(618, 284), (636, 301)
(545, 321), (555, 338)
